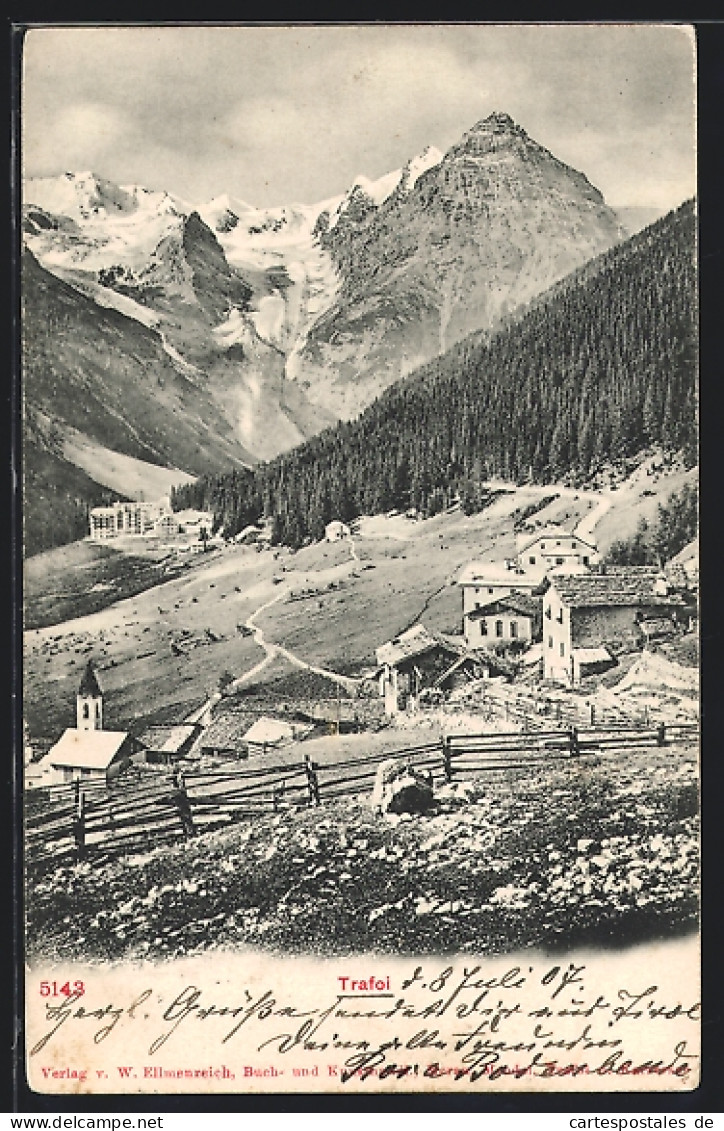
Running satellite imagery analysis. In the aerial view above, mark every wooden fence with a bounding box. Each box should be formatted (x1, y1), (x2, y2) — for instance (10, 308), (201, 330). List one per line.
(24, 721), (698, 872)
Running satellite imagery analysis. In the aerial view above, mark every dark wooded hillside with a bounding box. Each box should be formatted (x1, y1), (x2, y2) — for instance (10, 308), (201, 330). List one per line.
(173, 201), (696, 547)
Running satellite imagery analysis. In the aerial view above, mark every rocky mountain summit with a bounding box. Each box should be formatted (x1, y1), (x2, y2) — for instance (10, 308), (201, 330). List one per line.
(297, 112), (627, 418)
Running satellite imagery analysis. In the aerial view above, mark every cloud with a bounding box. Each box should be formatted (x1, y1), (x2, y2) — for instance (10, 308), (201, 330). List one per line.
(23, 100), (132, 175)
(20, 24), (696, 211)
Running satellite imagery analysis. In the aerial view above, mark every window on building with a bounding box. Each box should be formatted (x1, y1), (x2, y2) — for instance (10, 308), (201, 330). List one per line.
(480, 620), (488, 636)
(583, 556), (589, 565)
(555, 557), (564, 565)
(556, 540), (561, 546)
(556, 608), (564, 623)
(488, 587), (494, 594)
(495, 620), (504, 638)
(510, 621), (518, 638)
(545, 605), (552, 619)
(95, 703), (101, 719)
(82, 703), (89, 719)
(548, 636), (553, 649)
(529, 556), (536, 565)
(560, 642), (565, 657)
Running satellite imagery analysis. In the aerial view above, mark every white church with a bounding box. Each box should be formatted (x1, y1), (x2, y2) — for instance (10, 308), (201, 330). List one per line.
(29, 663), (136, 787)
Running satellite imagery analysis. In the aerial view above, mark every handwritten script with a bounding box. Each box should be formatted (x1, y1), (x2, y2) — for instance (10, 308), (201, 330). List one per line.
(29, 959), (700, 1087)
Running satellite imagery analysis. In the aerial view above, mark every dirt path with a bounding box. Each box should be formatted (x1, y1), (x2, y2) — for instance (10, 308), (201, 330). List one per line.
(231, 585), (361, 694)
(483, 478), (611, 544)
(570, 489), (612, 543)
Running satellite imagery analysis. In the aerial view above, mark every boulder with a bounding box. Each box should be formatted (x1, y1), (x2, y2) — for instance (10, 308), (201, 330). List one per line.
(371, 758), (435, 815)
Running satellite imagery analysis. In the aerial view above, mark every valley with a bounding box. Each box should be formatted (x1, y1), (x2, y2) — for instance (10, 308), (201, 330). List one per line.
(23, 460), (696, 749)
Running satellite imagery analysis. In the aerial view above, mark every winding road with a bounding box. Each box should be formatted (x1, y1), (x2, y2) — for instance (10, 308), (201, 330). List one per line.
(231, 537), (362, 695)
(226, 486), (612, 696)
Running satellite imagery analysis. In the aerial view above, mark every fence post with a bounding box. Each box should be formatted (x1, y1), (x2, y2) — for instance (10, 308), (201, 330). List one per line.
(173, 771), (196, 837)
(656, 722), (666, 747)
(441, 736), (453, 783)
(304, 755), (320, 806)
(74, 785), (86, 862)
(272, 781), (285, 812)
(569, 726), (580, 758)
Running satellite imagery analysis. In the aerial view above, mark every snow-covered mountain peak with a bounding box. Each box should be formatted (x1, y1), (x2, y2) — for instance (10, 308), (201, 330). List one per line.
(25, 171), (185, 226)
(400, 145), (443, 192)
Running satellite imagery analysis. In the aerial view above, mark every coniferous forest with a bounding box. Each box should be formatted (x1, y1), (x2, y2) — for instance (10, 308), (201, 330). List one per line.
(173, 201), (697, 548)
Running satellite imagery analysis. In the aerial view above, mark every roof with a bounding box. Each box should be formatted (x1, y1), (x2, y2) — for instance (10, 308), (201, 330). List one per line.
(467, 592), (541, 619)
(136, 724), (198, 753)
(174, 509), (213, 527)
(195, 710), (257, 751)
(548, 562), (591, 578)
(244, 717), (295, 746)
(572, 646), (614, 665)
(43, 728), (129, 770)
(433, 649), (513, 687)
(376, 624), (461, 668)
(549, 568), (686, 610)
(78, 661), (102, 698)
(516, 527), (597, 554)
(458, 561), (539, 588)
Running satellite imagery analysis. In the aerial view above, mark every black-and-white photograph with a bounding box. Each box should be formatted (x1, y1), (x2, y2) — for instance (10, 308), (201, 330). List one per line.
(19, 23), (699, 1095)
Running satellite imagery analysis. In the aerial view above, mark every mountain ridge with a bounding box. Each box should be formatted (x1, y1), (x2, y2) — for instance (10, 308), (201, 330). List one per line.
(173, 200), (696, 548)
(22, 113), (676, 554)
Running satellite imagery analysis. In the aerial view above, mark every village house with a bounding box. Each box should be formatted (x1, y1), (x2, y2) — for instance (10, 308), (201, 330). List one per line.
(457, 561), (540, 617)
(153, 513), (182, 538)
(135, 723), (200, 765)
(543, 567), (686, 686)
(375, 624), (463, 716)
(463, 592), (542, 649)
(190, 709), (310, 760)
(173, 509), (214, 536)
(34, 662), (138, 785)
(190, 710), (256, 759)
(514, 527), (600, 581)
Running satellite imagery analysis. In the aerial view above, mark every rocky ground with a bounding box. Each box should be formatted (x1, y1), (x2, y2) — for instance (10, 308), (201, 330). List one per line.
(26, 742), (698, 963)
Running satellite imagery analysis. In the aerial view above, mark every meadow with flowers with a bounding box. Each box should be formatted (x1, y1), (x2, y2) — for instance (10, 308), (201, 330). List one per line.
(26, 742), (698, 961)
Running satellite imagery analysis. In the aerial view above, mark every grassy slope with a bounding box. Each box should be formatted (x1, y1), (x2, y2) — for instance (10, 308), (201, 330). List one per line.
(23, 465), (694, 742)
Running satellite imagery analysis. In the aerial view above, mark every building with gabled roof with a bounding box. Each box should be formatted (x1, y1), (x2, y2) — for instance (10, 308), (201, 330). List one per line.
(463, 592), (542, 648)
(376, 624), (464, 715)
(37, 728), (134, 785)
(543, 567), (686, 685)
(457, 560), (540, 617)
(136, 724), (199, 764)
(515, 527), (599, 580)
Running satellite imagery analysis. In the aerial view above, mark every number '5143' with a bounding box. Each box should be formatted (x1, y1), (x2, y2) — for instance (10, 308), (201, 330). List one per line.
(39, 981), (85, 997)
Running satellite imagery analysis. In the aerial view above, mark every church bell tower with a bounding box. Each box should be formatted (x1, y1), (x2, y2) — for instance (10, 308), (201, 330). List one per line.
(77, 661), (103, 731)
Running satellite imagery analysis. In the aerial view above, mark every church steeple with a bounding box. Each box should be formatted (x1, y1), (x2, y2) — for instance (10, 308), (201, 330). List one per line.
(77, 661), (103, 731)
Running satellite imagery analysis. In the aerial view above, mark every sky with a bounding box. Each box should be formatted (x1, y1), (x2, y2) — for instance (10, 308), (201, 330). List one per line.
(21, 23), (696, 213)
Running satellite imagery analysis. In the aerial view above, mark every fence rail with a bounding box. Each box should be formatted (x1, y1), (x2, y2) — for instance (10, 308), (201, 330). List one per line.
(24, 721), (697, 871)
